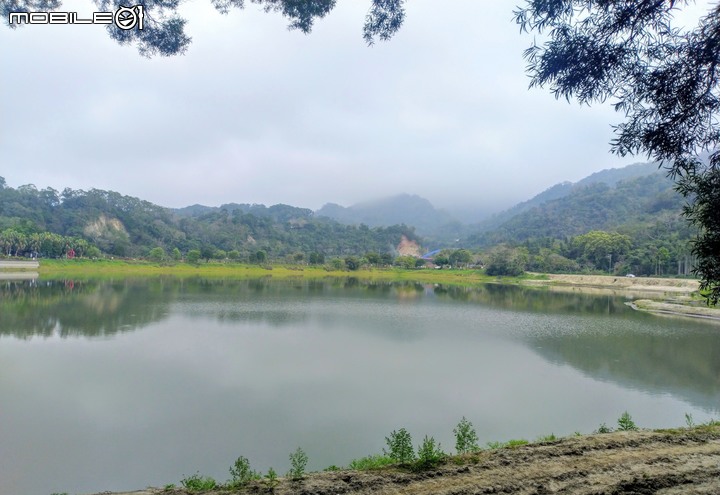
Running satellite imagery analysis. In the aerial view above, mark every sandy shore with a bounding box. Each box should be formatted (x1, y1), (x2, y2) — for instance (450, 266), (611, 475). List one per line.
(524, 273), (700, 293)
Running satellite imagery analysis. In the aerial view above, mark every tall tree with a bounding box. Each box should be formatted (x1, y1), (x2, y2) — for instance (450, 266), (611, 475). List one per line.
(514, 0), (720, 303)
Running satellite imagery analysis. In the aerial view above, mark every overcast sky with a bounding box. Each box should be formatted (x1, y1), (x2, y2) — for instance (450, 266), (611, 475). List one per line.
(2, 1), (698, 217)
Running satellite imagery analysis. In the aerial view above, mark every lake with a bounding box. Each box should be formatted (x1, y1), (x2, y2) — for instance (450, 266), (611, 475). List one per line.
(1, 277), (718, 495)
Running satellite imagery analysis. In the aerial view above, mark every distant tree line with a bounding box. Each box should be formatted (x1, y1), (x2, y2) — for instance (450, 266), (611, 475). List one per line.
(481, 228), (696, 277)
(0, 178), (419, 262)
(0, 228), (100, 259)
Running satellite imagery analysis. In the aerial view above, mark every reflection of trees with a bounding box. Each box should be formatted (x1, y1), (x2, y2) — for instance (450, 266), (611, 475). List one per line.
(0, 278), (630, 339)
(530, 327), (720, 414)
(0, 279), (172, 339)
(432, 283), (627, 315)
(432, 283), (720, 413)
(4, 277), (720, 415)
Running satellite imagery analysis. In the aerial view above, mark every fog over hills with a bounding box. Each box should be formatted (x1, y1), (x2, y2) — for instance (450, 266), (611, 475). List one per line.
(475, 162), (662, 232)
(316, 194), (458, 235)
(308, 162), (669, 246)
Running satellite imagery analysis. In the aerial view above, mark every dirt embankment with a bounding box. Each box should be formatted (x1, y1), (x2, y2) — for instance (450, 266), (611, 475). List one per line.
(96, 426), (720, 495)
(522, 274), (720, 321)
(524, 274), (700, 294)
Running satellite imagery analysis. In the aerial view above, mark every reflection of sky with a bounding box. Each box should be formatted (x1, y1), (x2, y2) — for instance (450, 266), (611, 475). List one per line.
(1, 283), (719, 494)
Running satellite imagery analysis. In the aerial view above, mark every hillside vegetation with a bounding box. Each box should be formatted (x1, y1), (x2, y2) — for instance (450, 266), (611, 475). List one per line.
(0, 162), (701, 279)
(0, 178), (418, 262)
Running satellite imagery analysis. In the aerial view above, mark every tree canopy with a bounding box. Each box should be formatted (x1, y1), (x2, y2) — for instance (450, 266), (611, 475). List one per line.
(2, 0), (405, 56)
(514, 0), (720, 303)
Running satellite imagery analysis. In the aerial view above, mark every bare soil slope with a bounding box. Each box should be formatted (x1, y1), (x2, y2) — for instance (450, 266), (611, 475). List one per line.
(527, 274), (700, 293)
(98, 426), (720, 495)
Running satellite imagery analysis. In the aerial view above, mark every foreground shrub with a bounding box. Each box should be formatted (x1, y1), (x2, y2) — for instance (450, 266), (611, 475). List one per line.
(414, 435), (446, 470)
(454, 417), (479, 454)
(288, 447), (309, 480)
(263, 467), (279, 490)
(617, 411), (639, 431)
(384, 428), (415, 464)
(229, 456), (259, 487)
(595, 423), (613, 434)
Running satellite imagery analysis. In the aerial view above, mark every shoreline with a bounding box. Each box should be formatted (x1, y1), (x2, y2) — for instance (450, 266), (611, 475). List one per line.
(32, 259), (720, 320)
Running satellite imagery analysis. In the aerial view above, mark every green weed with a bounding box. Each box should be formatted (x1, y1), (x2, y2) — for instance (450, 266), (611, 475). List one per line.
(348, 454), (394, 470)
(595, 423), (613, 434)
(504, 439), (529, 448)
(486, 441), (503, 449)
(180, 473), (217, 491)
(535, 433), (558, 443)
(685, 413), (695, 428)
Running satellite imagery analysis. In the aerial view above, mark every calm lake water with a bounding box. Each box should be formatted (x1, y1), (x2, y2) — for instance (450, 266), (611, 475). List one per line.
(1, 277), (719, 495)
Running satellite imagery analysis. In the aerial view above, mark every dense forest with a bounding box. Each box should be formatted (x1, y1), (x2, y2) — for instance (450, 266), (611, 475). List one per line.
(0, 177), (418, 262)
(471, 172), (697, 277)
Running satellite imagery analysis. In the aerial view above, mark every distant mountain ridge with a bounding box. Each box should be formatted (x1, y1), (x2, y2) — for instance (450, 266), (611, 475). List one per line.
(173, 202), (313, 222)
(316, 193), (458, 237)
(467, 169), (689, 246)
(477, 162), (661, 231)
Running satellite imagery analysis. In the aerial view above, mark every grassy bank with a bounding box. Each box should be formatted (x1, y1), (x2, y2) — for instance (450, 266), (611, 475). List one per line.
(36, 258), (523, 286)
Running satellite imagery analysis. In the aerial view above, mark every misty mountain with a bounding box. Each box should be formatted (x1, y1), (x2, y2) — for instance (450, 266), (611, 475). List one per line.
(173, 202), (313, 222)
(467, 170), (691, 246)
(477, 161), (661, 231)
(316, 194), (460, 237)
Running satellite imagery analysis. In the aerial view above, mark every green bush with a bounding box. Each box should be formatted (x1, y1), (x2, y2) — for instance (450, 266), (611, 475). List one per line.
(186, 249), (201, 264)
(263, 467), (279, 490)
(229, 455), (259, 487)
(415, 435), (445, 469)
(617, 411), (639, 431)
(453, 417), (479, 454)
(288, 447), (308, 480)
(180, 473), (217, 491)
(595, 423), (613, 434)
(384, 428), (415, 464)
(148, 246), (166, 262)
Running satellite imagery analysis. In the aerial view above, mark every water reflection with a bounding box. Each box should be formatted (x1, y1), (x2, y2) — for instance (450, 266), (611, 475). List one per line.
(0, 278), (171, 338)
(529, 325), (720, 413)
(2, 279), (718, 413)
(1, 277), (719, 495)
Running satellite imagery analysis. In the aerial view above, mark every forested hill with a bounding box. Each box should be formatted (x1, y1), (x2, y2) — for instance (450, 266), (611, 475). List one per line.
(468, 171), (692, 246)
(0, 179), (419, 260)
(476, 161), (661, 231)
